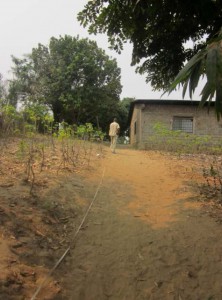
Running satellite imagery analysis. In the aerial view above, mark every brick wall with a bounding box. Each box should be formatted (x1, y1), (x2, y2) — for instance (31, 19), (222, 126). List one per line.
(130, 104), (145, 146)
(130, 105), (140, 146)
(130, 103), (222, 148)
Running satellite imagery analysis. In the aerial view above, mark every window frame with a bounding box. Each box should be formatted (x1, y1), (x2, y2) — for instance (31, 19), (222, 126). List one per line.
(172, 116), (194, 133)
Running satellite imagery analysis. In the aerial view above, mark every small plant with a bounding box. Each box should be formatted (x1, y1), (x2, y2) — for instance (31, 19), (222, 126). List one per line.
(146, 122), (217, 155)
(25, 141), (36, 194)
(17, 140), (28, 159)
(1, 104), (22, 138)
(201, 156), (222, 201)
(39, 143), (46, 172)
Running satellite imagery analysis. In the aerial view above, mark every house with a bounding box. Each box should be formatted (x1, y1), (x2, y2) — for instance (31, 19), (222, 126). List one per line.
(129, 99), (222, 149)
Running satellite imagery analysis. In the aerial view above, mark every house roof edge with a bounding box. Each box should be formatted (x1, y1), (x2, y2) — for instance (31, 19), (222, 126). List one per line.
(127, 99), (214, 126)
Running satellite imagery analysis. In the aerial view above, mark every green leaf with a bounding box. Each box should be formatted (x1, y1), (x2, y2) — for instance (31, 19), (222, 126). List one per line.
(164, 48), (207, 96)
(206, 45), (217, 86)
(182, 78), (189, 99)
(216, 41), (222, 79)
(215, 84), (222, 120)
(199, 81), (215, 107)
(189, 60), (202, 98)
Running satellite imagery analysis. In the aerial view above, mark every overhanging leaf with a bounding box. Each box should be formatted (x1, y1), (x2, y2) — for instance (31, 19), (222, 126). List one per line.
(182, 78), (189, 99)
(206, 45), (217, 86)
(217, 41), (222, 78)
(215, 84), (222, 120)
(199, 81), (215, 107)
(189, 60), (202, 98)
(163, 48), (207, 96)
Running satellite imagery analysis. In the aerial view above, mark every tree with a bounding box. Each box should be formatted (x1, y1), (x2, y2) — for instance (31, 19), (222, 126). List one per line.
(165, 28), (222, 119)
(78, 0), (222, 116)
(8, 35), (122, 130)
(116, 97), (134, 134)
(0, 74), (8, 106)
(78, 0), (221, 90)
(0, 74), (4, 99)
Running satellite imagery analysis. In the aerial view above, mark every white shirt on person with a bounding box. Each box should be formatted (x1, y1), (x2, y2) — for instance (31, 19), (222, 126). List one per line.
(109, 121), (120, 137)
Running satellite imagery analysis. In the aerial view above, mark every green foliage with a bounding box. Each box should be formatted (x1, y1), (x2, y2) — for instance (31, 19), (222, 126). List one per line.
(8, 35), (122, 130)
(146, 122), (218, 154)
(0, 101), (105, 145)
(78, 0), (222, 90)
(0, 104), (22, 135)
(201, 156), (222, 200)
(22, 103), (54, 133)
(94, 129), (105, 141)
(17, 140), (29, 158)
(165, 28), (222, 119)
(54, 122), (105, 144)
(56, 121), (72, 140)
(76, 123), (94, 139)
(24, 124), (36, 137)
(116, 97), (134, 134)
(0, 74), (7, 105)
(2, 105), (18, 120)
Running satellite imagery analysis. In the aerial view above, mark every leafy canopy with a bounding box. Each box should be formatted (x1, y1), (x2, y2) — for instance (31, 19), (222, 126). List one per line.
(8, 35), (122, 130)
(78, 0), (222, 89)
(78, 0), (222, 116)
(116, 97), (134, 134)
(0, 74), (8, 106)
(165, 29), (222, 119)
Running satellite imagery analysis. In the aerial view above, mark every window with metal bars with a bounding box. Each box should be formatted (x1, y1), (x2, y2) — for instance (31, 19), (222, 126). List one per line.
(172, 116), (193, 133)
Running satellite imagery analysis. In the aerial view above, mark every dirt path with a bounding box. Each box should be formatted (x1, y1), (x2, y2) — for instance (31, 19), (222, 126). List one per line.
(56, 148), (222, 300)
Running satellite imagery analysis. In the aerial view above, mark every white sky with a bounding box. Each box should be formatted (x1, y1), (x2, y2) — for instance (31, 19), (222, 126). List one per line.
(0, 0), (203, 100)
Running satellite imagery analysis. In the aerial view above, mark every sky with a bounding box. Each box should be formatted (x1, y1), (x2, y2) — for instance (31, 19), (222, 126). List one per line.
(0, 0), (204, 100)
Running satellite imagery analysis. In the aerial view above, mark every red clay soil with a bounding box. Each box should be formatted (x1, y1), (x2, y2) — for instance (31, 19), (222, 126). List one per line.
(1, 143), (222, 300)
(57, 148), (222, 300)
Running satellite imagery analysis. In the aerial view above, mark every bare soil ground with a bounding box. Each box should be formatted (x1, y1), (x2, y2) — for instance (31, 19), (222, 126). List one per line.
(1, 139), (222, 300)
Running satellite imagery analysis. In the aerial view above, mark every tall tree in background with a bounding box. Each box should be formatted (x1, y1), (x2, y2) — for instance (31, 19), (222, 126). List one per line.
(0, 74), (4, 101)
(116, 97), (134, 134)
(0, 74), (8, 106)
(78, 0), (222, 117)
(8, 35), (122, 129)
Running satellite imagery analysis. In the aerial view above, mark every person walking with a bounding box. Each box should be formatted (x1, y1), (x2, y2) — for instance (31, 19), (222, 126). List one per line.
(109, 118), (120, 153)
